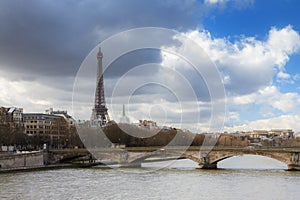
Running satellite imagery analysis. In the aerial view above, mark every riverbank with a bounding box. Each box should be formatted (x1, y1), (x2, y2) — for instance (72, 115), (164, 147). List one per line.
(0, 162), (111, 173)
(0, 163), (72, 173)
(0, 150), (117, 173)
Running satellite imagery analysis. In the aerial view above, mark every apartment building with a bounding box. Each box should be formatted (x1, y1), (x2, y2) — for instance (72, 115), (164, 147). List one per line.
(23, 113), (68, 147)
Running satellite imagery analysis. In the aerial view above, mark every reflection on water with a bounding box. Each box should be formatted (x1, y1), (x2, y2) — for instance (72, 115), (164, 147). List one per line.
(0, 156), (299, 200)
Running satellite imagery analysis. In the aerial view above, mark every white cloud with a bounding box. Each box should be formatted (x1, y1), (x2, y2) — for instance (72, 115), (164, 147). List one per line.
(224, 115), (300, 132)
(231, 92), (256, 105)
(255, 86), (300, 113)
(293, 74), (300, 80)
(277, 71), (290, 79)
(204, 0), (254, 10)
(0, 70), (73, 113)
(205, 0), (228, 4)
(231, 85), (300, 113)
(136, 25), (300, 130)
(184, 25), (300, 95)
(228, 111), (240, 120)
(161, 26), (300, 131)
(277, 71), (292, 84)
(267, 25), (300, 69)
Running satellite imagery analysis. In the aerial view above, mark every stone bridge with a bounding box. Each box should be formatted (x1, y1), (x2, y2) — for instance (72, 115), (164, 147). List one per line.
(48, 146), (300, 170)
(196, 147), (300, 170)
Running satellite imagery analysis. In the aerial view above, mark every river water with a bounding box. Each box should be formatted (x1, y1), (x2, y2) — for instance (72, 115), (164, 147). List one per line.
(1, 156), (299, 200)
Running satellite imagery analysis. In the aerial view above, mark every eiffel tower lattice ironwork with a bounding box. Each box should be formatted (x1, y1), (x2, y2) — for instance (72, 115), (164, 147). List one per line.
(91, 47), (110, 126)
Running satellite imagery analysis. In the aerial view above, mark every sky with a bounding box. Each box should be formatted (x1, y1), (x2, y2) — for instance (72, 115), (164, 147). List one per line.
(1, 0), (300, 133)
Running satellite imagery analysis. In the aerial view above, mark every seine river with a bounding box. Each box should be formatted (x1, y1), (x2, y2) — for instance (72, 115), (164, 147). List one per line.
(1, 156), (300, 200)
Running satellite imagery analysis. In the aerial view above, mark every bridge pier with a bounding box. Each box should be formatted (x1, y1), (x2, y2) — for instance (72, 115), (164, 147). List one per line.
(288, 152), (300, 171)
(287, 164), (300, 171)
(198, 163), (217, 169)
(197, 156), (217, 170)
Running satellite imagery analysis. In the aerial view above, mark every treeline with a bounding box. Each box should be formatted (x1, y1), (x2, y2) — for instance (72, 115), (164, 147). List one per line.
(0, 125), (84, 150)
(78, 123), (251, 148)
(103, 123), (206, 147)
(1, 122), (267, 150)
(0, 124), (26, 146)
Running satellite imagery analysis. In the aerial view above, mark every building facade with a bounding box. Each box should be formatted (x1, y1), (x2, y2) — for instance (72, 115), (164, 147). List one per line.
(0, 107), (23, 127)
(23, 113), (68, 148)
(45, 108), (75, 127)
(268, 129), (294, 138)
(139, 119), (158, 130)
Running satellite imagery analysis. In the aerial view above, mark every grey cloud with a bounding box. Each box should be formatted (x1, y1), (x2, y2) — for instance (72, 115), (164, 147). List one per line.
(219, 61), (275, 95)
(1, 0), (217, 126)
(0, 0), (202, 78)
(104, 49), (162, 79)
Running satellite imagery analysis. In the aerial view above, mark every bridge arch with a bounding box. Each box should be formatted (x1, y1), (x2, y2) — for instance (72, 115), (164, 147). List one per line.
(48, 151), (92, 164)
(127, 151), (201, 166)
(180, 153), (201, 163)
(128, 151), (179, 164)
(207, 151), (291, 169)
(126, 150), (291, 169)
(217, 154), (287, 169)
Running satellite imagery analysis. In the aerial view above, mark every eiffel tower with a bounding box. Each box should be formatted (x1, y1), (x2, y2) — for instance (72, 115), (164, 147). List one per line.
(91, 47), (110, 126)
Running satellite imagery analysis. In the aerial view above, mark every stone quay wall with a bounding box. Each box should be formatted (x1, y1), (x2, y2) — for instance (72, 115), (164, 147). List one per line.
(0, 151), (44, 170)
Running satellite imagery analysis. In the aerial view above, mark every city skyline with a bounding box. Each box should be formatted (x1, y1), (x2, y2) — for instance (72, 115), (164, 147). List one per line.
(1, 1), (300, 132)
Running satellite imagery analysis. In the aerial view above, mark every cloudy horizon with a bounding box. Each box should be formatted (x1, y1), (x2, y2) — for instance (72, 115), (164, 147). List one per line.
(1, 0), (300, 133)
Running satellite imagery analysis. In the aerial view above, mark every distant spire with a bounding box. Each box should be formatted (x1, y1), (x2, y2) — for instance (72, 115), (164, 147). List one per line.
(122, 104), (125, 116)
(119, 104), (130, 124)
